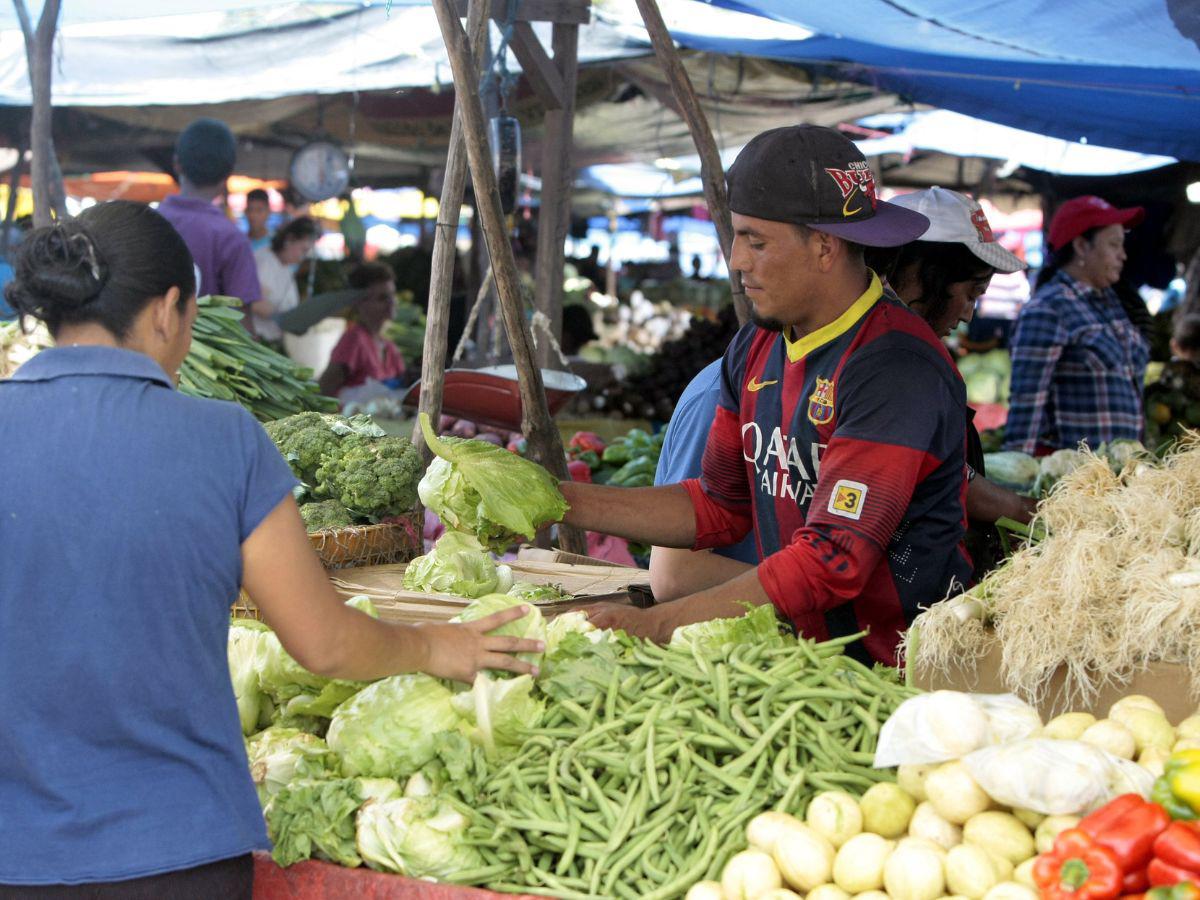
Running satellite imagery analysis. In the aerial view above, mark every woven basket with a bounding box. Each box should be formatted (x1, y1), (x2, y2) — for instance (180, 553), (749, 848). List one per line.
(232, 514), (424, 620)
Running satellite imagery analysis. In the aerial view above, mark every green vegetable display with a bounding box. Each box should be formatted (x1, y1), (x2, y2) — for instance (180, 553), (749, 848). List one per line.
(237, 605), (915, 894)
(401, 532), (511, 599)
(179, 296), (338, 422)
(417, 413), (568, 551)
(265, 412), (422, 526)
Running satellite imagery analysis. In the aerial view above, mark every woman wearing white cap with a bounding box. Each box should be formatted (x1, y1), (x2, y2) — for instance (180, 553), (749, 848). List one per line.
(870, 187), (1035, 576)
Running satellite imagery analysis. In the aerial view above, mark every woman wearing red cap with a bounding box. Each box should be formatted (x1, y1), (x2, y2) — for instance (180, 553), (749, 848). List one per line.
(1003, 195), (1149, 455)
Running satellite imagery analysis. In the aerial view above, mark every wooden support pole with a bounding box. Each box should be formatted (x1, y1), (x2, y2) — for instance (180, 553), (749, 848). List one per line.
(13, 0), (65, 227)
(414, 0), (489, 463)
(632, 0), (749, 326)
(532, 22), (579, 369)
(432, 0), (588, 555)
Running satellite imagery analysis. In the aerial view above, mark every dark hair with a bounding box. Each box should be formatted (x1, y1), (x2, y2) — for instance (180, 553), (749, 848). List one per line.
(1174, 314), (1200, 354)
(1035, 226), (1101, 290)
(888, 241), (994, 328)
(5, 201), (195, 338)
(245, 188), (269, 206)
(175, 118), (237, 187)
(270, 216), (320, 255)
(348, 261), (395, 291)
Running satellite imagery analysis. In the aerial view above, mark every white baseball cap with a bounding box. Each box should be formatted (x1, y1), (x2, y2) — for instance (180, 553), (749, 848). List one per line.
(888, 187), (1025, 274)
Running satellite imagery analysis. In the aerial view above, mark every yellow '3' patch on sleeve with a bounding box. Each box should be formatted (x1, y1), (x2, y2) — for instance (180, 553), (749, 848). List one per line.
(827, 479), (868, 520)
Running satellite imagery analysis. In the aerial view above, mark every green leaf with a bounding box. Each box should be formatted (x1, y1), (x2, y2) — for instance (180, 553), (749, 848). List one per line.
(417, 412), (568, 551)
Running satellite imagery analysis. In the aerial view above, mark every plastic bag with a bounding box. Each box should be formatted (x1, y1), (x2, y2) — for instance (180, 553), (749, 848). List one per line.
(962, 738), (1155, 815)
(874, 691), (1041, 768)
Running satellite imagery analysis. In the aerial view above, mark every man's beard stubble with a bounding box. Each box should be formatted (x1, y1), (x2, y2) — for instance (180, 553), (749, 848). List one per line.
(749, 309), (785, 332)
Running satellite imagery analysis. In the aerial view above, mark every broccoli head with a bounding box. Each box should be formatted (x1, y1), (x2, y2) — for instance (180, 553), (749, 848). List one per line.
(265, 412), (347, 484)
(314, 434), (423, 520)
(299, 499), (355, 532)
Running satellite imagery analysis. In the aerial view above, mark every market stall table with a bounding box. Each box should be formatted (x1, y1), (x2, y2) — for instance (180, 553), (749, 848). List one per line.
(253, 853), (542, 900)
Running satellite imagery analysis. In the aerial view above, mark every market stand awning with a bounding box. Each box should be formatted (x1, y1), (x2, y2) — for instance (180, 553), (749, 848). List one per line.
(673, 0), (1200, 161)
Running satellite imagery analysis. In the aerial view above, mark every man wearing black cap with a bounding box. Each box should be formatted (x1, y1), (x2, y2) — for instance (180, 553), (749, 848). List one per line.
(564, 125), (973, 666)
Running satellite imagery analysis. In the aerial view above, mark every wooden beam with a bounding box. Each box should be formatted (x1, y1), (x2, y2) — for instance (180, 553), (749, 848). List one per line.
(532, 22), (578, 370)
(13, 0), (66, 227)
(414, 0), (490, 463)
(452, 0), (589, 25)
(432, 0), (588, 555)
(633, 0), (749, 326)
(509, 21), (564, 110)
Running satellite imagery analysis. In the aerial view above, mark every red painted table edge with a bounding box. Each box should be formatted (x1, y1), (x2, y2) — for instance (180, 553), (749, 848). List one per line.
(253, 853), (544, 900)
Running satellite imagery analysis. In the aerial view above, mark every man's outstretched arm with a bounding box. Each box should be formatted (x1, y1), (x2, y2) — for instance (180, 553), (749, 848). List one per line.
(559, 481), (698, 548)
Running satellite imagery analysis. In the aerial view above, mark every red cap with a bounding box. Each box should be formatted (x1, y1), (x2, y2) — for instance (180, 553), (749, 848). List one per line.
(1048, 195), (1145, 251)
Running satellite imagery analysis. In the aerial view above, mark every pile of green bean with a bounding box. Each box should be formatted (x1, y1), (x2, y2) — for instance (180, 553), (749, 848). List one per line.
(446, 634), (916, 899)
(179, 296), (338, 422)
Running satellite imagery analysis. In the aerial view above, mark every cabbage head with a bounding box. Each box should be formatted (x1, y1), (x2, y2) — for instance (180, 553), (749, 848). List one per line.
(538, 629), (624, 704)
(668, 603), (786, 657)
(246, 726), (339, 805)
(455, 592), (546, 670)
(326, 674), (462, 777)
(254, 595), (378, 707)
(229, 620), (269, 735)
(267, 776), (401, 867)
(451, 671), (543, 757)
(982, 451), (1040, 493)
(401, 532), (502, 598)
(417, 413), (568, 551)
(543, 610), (595, 656)
(356, 796), (483, 880)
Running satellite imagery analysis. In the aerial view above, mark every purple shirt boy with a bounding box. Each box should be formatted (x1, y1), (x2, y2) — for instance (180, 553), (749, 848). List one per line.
(159, 194), (261, 304)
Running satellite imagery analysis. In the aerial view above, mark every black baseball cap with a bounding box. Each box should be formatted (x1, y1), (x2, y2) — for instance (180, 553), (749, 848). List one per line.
(727, 125), (930, 247)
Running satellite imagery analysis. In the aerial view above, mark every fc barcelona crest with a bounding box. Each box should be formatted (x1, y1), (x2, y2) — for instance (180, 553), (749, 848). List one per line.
(807, 377), (836, 425)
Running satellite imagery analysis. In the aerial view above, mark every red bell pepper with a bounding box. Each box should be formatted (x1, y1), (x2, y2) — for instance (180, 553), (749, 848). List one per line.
(567, 431), (606, 456)
(566, 459), (593, 484)
(1152, 822), (1200, 887)
(1036, 829), (1126, 900)
(1081, 795), (1172, 874)
(1128, 870), (1153, 893)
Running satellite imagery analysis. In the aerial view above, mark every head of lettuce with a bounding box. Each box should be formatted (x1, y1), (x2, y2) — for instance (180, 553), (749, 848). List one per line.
(417, 413), (569, 552)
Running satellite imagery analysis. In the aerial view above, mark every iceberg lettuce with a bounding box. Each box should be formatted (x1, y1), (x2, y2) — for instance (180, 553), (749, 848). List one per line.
(356, 796), (483, 880)
(417, 413), (568, 552)
(326, 674), (462, 777)
(401, 532), (503, 598)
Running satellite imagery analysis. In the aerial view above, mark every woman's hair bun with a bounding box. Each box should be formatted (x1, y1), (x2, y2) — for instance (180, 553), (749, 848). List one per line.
(6, 221), (109, 318)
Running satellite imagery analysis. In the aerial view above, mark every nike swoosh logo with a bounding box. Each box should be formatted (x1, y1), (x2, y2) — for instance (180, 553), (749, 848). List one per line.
(842, 191), (863, 217)
(747, 377), (778, 392)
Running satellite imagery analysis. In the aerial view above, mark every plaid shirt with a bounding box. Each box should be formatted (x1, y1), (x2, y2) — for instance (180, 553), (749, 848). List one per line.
(1004, 270), (1149, 453)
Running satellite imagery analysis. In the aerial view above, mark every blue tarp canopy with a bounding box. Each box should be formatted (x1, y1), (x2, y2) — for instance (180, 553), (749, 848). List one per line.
(678, 1), (1200, 161)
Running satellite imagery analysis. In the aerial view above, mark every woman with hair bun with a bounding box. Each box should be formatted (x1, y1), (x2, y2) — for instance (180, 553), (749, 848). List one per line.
(0, 201), (540, 897)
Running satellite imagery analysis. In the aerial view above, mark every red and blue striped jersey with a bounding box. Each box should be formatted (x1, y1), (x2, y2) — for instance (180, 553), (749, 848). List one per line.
(681, 273), (971, 665)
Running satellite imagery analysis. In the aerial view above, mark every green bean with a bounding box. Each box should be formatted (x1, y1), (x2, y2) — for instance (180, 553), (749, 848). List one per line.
(776, 768), (808, 814)
(730, 704), (764, 740)
(644, 708), (661, 805)
(643, 825), (720, 900)
(555, 816), (582, 876)
(574, 759), (616, 826)
(604, 666), (621, 721)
